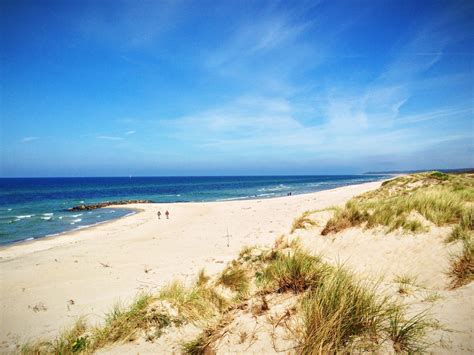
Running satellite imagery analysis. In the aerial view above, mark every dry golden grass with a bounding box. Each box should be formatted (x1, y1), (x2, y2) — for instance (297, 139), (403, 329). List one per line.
(322, 172), (474, 235)
(291, 211), (318, 233)
(258, 249), (330, 293)
(217, 262), (250, 297)
(158, 281), (229, 323)
(387, 309), (431, 353)
(394, 274), (419, 295)
(449, 238), (474, 289)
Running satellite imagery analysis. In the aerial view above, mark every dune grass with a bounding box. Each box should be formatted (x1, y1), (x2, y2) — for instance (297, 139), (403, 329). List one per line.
(296, 266), (432, 353)
(296, 267), (395, 353)
(258, 249), (330, 293)
(181, 315), (232, 355)
(291, 211), (318, 233)
(322, 172), (474, 235)
(21, 318), (88, 355)
(196, 268), (211, 287)
(394, 274), (419, 295)
(387, 309), (431, 353)
(449, 238), (474, 289)
(217, 262), (250, 297)
(158, 280), (229, 323)
(446, 207), (473, 243)
(88, 292), (179, 349)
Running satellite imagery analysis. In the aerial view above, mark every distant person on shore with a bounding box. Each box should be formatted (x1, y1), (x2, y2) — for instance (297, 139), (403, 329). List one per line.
(157, 211), (161, 219)
(165, 210), (169, 219)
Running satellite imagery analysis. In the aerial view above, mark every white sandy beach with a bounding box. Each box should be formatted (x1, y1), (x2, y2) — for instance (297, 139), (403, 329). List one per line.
(1, 180), (472, 353)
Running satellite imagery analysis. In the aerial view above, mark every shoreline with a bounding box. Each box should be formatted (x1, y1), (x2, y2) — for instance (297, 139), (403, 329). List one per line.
(1, 178), (389, 249)
(0, 209), (140, 250)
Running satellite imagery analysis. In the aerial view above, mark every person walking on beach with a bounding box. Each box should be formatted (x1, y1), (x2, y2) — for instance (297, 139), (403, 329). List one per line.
(165, 210), (169, 219)
(157, 211), (161, 219)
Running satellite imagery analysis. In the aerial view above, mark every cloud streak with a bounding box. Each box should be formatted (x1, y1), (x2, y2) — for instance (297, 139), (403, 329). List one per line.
(21, 137), (39, 143)
(96, 135), (123, 141)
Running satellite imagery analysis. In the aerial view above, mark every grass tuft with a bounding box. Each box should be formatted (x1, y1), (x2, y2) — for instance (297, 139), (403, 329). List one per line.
(21, 318), (88, 355)
(217, 263), (250, 297)
(158, 281), (229, 323)
(387, 309), (430, 353)
(291, 211), (318, 233)
(259, 249), (329, 293)
(89, 293), (168, 349)
(394, 274), (418, 295)
(446, 207), (473, 243)
(196, 269), (210, 287)
(296, 267), (395, 353)
(449, 238), (474, 289)
(321, 203), (368, 235)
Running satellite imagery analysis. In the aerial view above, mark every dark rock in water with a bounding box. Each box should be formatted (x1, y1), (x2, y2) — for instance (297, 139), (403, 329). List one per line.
(68, 200), (153, 211)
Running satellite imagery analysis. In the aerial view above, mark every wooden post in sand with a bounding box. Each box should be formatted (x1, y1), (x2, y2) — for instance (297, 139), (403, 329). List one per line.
(223, 227), (232, 247)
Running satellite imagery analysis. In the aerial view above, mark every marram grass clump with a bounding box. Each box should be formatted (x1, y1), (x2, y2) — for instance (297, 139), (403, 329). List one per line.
(258, 249), (330, 293)
(158, 280), (229, 323)
(21, 318), (88, 355)
(296, 267), (395, 353)
(449, 238), (474, 289)
(217, 262), (250, 297)
(291, 211), (318, 233)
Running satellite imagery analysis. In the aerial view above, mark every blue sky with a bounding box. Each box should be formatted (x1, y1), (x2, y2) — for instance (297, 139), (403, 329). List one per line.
(1, 0), (473, 177)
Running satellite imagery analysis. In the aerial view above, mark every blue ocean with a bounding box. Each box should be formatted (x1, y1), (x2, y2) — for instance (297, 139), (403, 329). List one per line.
(0, 175), (389, 245)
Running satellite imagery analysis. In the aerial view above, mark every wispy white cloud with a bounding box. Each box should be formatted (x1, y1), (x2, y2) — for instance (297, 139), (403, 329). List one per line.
(21, 136), (39, 143)
(207, 16), (312, 69)
(96, 135), (123, 141)
(125, 130), (136, 135)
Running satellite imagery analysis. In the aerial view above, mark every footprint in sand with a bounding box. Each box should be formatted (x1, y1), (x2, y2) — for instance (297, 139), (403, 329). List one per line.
(29, 302), (47, 312)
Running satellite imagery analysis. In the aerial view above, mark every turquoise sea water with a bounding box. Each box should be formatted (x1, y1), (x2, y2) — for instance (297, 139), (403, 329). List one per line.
(0, 175), (390, 244)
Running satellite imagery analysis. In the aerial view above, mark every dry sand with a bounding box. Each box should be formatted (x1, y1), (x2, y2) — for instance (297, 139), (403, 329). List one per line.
(1, 180), (472, 353)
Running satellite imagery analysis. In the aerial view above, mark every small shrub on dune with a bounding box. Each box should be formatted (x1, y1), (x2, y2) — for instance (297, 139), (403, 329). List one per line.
(429, 171), (450, 181)
(259, 249), (330, 293)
